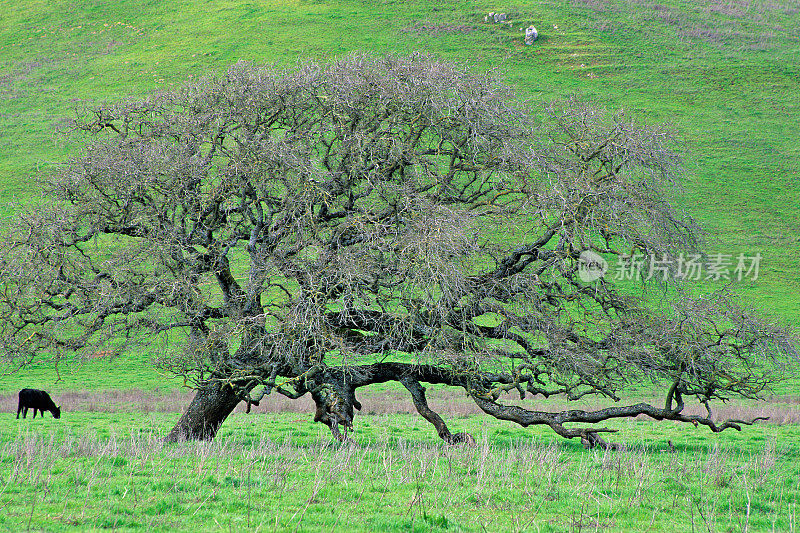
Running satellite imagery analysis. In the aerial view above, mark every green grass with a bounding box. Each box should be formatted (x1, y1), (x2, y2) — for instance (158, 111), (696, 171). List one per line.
(0, 352), (181, 394)
(1, 412), (798, 532)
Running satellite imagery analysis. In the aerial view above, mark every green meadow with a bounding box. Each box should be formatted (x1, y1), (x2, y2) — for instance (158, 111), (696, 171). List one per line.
(1, 0), (799, 530)
(2, 411), (800, 532)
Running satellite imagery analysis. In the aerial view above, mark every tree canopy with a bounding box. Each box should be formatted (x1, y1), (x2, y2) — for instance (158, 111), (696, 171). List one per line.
(1, 52), (795, 446)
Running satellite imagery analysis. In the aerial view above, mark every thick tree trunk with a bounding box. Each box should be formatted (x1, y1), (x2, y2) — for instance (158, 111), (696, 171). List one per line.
(165, 382), (241, 442)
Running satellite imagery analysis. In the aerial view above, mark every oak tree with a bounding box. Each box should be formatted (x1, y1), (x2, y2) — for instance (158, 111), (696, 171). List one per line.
(1, 53), (795, 446)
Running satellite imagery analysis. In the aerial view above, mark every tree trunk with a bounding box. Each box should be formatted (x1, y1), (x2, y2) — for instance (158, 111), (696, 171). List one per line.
(164, 382), (241, 442)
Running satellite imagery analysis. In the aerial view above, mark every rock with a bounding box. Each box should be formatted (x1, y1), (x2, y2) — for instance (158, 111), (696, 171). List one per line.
(525, 25), (538, 45)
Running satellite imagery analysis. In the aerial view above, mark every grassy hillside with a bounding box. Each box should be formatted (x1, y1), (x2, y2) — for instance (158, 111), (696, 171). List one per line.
(1, 3), (798, 388)
(2, 0), (798, 321)
(1, 0), (798, 393)
(1, 0), (798, 394)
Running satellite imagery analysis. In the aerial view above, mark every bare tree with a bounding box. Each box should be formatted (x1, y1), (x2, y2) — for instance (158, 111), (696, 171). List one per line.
(0, 53), (795, 446)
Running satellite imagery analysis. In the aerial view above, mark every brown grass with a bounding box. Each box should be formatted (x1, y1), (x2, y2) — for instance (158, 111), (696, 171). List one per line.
(3, 388), (800, 424)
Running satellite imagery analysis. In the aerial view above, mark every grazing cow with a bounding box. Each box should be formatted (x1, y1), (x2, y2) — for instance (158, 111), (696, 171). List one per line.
(16, 389), (61, 419)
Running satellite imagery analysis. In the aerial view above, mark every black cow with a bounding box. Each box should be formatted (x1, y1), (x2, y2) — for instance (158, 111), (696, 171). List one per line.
(16, 389), (61, 419)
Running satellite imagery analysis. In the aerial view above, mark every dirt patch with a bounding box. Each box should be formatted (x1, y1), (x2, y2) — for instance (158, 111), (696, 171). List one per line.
(571, 0), (610, 12)
(401, 22), (478, 36)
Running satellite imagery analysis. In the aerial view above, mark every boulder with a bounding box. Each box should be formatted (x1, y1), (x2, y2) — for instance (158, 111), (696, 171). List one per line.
(525, 25), (538, 45)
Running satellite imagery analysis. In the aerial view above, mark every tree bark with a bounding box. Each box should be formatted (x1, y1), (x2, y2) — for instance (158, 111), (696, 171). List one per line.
(165, 382), (242, 442)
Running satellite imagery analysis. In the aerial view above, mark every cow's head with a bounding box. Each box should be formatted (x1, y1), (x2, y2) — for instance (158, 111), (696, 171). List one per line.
(53, 405), (61, 419)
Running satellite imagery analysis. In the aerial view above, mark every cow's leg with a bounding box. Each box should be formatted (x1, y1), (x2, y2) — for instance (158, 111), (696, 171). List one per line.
(16, 404), (21, 419)
(33, 409), (37, 419)
(22, 407), (28, 418)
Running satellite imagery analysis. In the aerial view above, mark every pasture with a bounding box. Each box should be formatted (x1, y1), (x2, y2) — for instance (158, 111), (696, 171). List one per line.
(1, 396), (800, 532)
(1, 0), (799, 530)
